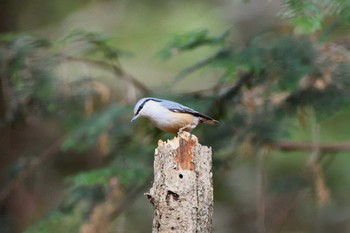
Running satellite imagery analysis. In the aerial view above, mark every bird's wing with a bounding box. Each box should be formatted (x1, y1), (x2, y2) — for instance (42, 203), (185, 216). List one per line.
(160, 100), (217, 123)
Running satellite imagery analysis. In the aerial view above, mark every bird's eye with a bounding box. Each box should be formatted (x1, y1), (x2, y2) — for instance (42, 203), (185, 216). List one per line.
(135, 106), (143, 115)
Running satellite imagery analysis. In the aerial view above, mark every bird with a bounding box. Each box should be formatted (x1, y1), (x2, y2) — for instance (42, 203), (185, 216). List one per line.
(131, 97), (218, 133)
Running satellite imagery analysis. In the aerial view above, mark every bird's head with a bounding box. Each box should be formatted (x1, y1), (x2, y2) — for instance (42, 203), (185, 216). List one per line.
(131, 97), (161, 122)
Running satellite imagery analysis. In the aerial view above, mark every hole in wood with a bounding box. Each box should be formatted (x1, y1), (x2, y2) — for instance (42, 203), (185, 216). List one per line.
(171, 227), (175, 230)
(179, 174), (183, 179)
(166, 190), (179, 205)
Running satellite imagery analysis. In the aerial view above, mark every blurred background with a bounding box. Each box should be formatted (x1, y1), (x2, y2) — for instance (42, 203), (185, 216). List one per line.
(1, 0), (350, 232)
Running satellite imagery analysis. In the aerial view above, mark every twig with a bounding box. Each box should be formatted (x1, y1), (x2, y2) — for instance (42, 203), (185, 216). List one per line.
(307, 111), (329, 207)
(111, 65), (149, 96)
(59, 54), (149, 96)
(171, 49), (230, 84)
(218, 70), (252, 100)
(172, 55), (217, 84)
(210, 70), (254, 117)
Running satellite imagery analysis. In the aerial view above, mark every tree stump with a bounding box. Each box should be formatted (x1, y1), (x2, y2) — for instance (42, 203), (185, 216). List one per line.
(145, 131), (213, 233)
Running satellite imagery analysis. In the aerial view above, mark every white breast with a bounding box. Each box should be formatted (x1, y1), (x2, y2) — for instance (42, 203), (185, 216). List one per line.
(141, 101), (172, 123)
(141, 101), (199, 132)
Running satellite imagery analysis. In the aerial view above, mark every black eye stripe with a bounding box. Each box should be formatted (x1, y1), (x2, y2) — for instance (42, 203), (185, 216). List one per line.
(135, 98), (161, 115)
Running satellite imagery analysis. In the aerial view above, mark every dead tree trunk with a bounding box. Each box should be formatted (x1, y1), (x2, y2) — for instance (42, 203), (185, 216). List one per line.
(146, 131), (213, 233)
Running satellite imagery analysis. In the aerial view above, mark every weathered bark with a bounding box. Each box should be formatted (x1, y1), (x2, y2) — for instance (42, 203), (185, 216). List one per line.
(146, 131), (213, 233)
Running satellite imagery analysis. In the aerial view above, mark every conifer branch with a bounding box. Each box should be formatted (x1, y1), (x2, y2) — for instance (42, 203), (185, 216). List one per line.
(269, 140), (350, 153)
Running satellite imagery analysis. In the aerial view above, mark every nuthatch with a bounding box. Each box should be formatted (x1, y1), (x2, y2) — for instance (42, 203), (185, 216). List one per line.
(131, 97), (218, 133)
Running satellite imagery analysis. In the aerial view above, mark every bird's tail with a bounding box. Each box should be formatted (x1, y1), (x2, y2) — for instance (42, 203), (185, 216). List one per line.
(200, 117), (219, 125)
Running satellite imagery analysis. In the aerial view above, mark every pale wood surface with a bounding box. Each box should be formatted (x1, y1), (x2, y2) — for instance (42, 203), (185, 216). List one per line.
(146, 132), (213, 233)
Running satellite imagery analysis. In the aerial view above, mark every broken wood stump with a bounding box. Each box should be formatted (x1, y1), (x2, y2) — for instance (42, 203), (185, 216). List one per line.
(146, 131), (213, 233)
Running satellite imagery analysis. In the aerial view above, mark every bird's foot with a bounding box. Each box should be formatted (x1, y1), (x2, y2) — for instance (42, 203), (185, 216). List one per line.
(178, 124), (195, 138)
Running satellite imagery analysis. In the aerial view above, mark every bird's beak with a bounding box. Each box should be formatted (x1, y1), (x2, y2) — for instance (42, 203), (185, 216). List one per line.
(131, 115), (138, 122)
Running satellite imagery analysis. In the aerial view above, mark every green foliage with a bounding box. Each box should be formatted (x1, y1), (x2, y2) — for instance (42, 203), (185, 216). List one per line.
(25, 210), (82, 233)
(280, 0), (324, 34)
(280, 0), (350, 34)
(158, 29), (228, 59)
(161, 28), (348, 146)
(0, 34), (56, 120)
(234, 35), (316, 90)
(57, 30), (133, 60)
(338, 2), (350, 22)
(62, 105), (129, 151)
(66, 164), (149, 188)
(2, 1), (350, 232)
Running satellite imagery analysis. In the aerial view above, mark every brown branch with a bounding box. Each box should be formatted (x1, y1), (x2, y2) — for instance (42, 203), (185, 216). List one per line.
(210, 70), (254, 117)
(268, 140), (350, 153)
(171, 53), (219, 83)
(59, 54), (149, 96)
(0, 137), (63, 202)
(111, 65), (149, 96)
